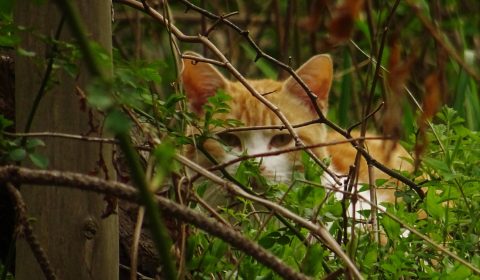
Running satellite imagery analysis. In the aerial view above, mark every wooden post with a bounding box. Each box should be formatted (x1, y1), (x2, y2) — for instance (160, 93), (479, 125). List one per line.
(14, 1), (118, 279)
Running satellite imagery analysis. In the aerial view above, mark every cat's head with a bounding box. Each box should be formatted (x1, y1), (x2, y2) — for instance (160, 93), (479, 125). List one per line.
(182, 52), (333, 182)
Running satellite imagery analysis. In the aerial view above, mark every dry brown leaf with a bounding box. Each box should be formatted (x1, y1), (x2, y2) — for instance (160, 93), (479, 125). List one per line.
(414, 73), (442, 169)
(387, 38), (414, 96)
(383, 38), (414, 152)
(328, 0), (365, 43)
(298, 0), (330, 32)
(422, 73), (442, 120)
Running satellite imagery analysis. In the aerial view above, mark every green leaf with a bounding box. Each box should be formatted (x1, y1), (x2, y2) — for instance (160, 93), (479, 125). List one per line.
(17, 47), (36, 57)
(375, 178), (389, 187)
(0, 0), (14, 17)
(151, 141), (176, 191)
(26, 138), (45, 150)
(449, 264), (472, 280)
(362, 246), (378, 270)
(0, 263), (14, 280)
(259, 232), (282, 249)
(423, 157), (451, 174)
(29, 153), (49, 168)
(381, 208), (400, 240)
(0, 115), (13, 130)
(301, 151), (323, 183)
(9, 148), (26, 161)
(211, 239), (228, 259)
(105, 110), (131, 134)
(425, 187), (444, 220)
(0, 34), (19, 47)
(138, 67), (162, 83)
(381, 262), (397, 274)
(164, 93), (184, 109)
(87, 82), (114, 110)
(301, 243), (324, 276)
(358, 183), (370, 192)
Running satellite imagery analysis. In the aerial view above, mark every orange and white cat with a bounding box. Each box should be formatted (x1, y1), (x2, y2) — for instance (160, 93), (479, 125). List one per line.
(181, 52), (411, 217)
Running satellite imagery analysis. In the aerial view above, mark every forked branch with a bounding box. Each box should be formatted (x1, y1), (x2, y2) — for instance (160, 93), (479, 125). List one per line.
(0, 166), (310, 280)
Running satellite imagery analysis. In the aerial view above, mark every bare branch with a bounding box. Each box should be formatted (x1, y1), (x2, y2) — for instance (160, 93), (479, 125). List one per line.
(405, 0), (480, 82)
(206, 136), (389, 173)
(175, 155), (364, 279)
(114, 0), (343, 184)
(6, 183), (57, 280)
(0, 166), (310, 280)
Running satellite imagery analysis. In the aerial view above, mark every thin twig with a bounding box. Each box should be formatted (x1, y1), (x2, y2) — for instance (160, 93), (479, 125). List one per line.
(52, 2), (179, 277)
(191, 192), (231, 226)
(296, 178), (480, 276)
(4, 131), (117, 143)
(22, 15), (65, 140)
(0, 166), (311, 280)
(130, 207), (145, 280)
(175, 155), (364, 279)
(347, 102), (384, 133)
(169, 0), (343, 183)
(118, 0), (423, 200)
(6, 129), (422, 200)
(219, 118), (321, 133)
(178, 0), (422, 198)
(367, 165), (379, 244)
(204, 11), (239, 36)
(180, 54), (226, 66)
(117, 132), (178, 279)
(207, 136), (390, 173)
(6, 183), (57, 280)
(357, 192), (480, 275)
(404, 0), (480, 81)
(349, 39), (447, 159)
(120, 264), (154, 280)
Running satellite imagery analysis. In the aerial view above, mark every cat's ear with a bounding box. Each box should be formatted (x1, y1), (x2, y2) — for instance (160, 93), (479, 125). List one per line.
(282, 54), (333, 113)
(181, 51), (227, 113)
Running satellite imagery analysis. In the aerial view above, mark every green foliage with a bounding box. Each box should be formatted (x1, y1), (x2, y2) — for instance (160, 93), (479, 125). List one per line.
(181, 106), (480, 279)
(0, 0), (17, 48)
(4, 0), (480, 279)
(241, 43), (278, 80)
(234, 159), (267, 190)
(202, 90), (241, 130)
(0, 263), (14, 280)
(0, 115), (49, 168)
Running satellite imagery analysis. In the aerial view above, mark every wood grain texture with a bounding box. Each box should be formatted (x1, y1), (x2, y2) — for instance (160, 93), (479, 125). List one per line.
(14, 1), (118, 279)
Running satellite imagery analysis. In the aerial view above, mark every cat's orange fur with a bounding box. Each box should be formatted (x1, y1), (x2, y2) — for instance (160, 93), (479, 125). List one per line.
(182, 52), (411, 207)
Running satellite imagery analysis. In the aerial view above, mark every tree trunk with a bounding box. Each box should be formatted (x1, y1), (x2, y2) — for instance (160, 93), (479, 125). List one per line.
(14, 1), (118, 279)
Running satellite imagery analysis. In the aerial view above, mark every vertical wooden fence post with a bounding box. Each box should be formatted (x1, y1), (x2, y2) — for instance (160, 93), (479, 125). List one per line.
(14, 1), (118, 279)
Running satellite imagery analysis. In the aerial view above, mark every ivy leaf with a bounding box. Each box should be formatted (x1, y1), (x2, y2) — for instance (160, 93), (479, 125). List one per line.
(26, 138), (45, 150)
(29, 153), (49, 168)
(9, 148), (26, 161)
